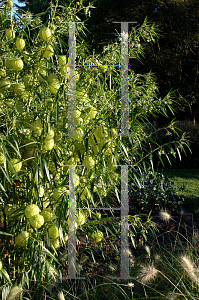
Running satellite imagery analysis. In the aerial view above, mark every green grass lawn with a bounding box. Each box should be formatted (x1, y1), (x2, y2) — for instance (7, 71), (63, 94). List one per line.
(159, 169), (199, 213)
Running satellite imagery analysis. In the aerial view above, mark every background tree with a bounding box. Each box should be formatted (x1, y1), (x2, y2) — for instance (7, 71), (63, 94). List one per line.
(80, 0), (199, 124)
(16, 0), (49, 15)
(16, 0), (199, 123)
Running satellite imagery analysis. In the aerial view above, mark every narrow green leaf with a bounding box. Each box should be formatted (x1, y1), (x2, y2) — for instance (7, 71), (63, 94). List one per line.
(0, 164), (12, 184)
(56, 100), (59, 125)
(120, 141), (129, 158)
(176, 147), (181, 161)
(41, 245), (60, 265)
(43, 159), (51, 182)
(0, 231), (13, 236)
(1, 269), (11, 283)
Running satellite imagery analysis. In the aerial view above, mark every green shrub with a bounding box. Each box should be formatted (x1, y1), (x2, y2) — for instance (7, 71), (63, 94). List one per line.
(129, 168), (185, 212)
(0, 0), (190, 295)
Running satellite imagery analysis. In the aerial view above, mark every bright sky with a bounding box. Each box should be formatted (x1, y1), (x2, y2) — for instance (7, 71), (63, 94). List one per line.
(13, 0), (26, 7)
(12, 0), (26, 17)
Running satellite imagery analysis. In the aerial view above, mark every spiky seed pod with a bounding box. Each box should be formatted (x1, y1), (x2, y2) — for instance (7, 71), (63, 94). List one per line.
(48, 225), (59, 239)
(8, 159), (22, 173)
(12, 58), (24, 71)
(6, 29), (15, 39)
(41, 208), (55, 222)
(25, 204), (40, 219)
(29, 214), (44, 228)
(7, 0), (13, 8)
(16, 38), (26, 50)
(15, 231), (29, 247)
(39, 27), (52, 42)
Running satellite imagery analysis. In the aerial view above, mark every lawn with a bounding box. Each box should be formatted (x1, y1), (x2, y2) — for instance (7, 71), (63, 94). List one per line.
(160, 169), (199, 213)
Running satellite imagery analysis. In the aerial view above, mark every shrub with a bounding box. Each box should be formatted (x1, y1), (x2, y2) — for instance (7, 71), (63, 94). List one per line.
(0, 0), (189, 296)
(129, 167), (185, 212)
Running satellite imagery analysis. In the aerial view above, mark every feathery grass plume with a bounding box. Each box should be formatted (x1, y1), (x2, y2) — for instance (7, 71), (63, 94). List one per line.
(128, 249), (133, 258)
(180, 208), (186, 216)
(8, 285), (23, 300)
(159, 210), (171, 223)
(128, 282), (134, 287)
(42, 265), (58, 282)
(76, 263), (83, 274)
(145, 245), (151, 258)
(166, 292), (182, 300)
(192, 230), (199, 246)
(180, 255), (199, 285)
(49, 266), (58, 281)
(139, 264), (159, 284)
(154, 254), (162, 262)
(57, 290), (65, 300)
(130, 257), (135, 268)
(127, 249), (135, 267)
(108, 263), (117, 272)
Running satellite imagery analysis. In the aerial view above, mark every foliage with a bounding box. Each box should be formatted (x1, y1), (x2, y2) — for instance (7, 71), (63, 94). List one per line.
(129, 167), (185, 212)
(16, 0), (199, 121)
(78, 0), (199, 122)
(154, 120), (199, 168)
(0, 0), (190, 297)
(7, 211), (199, 300)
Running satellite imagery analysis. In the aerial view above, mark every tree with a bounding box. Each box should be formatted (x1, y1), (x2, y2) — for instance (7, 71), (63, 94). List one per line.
(16, 0), (199, 122)
(16, 0), (50, 15)
(78, 0), (199, 123)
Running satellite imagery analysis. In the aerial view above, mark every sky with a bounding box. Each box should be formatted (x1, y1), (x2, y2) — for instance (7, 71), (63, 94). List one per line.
(13, 0), (26, 7)
(12, 0), (26, 17)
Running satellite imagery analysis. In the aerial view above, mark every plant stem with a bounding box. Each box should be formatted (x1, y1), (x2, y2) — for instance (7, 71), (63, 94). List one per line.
(158, 270), (188, 300)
